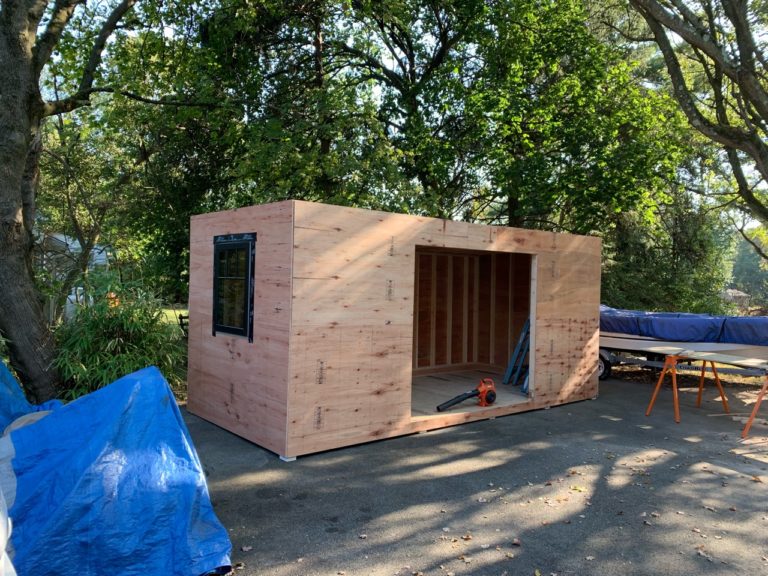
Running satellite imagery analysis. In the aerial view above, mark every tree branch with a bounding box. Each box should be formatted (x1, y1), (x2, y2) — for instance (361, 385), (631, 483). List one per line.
(77, 0), (136, 95)
(630, 0), (768, 123)
(43, 87), (239, 116)
(33, 0), (83, 76)
(329, 40), (406, 93)
(734, 221), (768, 261)
(637, 8), (768, 184)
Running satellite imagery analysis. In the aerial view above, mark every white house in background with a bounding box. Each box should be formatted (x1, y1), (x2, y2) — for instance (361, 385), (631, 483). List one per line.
(722, 288), (751, 309)
(35, 232), (112, 322)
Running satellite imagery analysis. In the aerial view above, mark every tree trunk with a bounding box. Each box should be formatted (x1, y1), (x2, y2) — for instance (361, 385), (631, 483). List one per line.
(0, 22), (60, 403)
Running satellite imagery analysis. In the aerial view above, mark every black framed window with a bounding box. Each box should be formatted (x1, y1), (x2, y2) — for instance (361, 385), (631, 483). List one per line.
(213, 233), (256, 341)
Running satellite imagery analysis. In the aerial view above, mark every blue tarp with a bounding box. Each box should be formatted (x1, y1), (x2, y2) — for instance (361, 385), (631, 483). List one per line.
(721, 317), (768, 346)
(600, 305), (768, 346)
(0, 363), (231, 576)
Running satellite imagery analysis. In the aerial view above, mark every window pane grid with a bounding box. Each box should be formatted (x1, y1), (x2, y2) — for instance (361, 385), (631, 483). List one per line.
(213, 234), (255, 340)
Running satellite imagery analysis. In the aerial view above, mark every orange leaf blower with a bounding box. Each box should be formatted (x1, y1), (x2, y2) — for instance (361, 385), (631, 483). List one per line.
(436, 378), (497, 412)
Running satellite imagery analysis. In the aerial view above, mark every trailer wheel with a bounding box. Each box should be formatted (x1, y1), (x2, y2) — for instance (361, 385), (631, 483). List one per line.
(598, 353), (612, 380)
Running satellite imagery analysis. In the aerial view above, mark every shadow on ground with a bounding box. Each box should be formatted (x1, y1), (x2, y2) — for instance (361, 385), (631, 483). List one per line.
(185, 373), (768, 576)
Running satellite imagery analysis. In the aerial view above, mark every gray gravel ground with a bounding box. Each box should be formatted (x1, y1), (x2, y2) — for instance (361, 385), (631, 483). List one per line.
(186, 374), (768, 576)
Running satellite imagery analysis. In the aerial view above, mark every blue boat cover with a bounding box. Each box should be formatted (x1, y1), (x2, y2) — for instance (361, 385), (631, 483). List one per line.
(0, 363), (231, 576)
(721, 317), (768, 346)
(600, 305), (768, 345)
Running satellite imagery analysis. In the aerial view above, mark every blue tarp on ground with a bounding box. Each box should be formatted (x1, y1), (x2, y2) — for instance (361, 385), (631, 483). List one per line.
(600, 305), (768, 346)
(0, 363), (231, 576)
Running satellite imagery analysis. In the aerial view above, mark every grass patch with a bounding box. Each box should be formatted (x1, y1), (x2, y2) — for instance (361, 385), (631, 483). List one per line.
(161, 307), (188, 327)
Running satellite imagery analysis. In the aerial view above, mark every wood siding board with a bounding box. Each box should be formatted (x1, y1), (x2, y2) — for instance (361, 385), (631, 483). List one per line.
(493, 253), (511, 367)
(416, 254), (433, 368)
(477, 255), (492, 364)
(451, 255), (466, 365)
(434, 254), (449, 366)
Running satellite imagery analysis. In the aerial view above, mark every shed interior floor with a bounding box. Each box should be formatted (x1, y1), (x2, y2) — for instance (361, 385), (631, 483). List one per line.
(411, 369), (530, 417)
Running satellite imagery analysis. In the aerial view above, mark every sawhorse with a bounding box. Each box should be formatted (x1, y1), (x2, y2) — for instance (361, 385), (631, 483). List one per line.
(646, 354), (730, 423)
(742, 376), (768, 438)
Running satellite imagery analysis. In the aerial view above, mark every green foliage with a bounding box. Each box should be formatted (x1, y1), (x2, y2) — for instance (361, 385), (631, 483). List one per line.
(54, 273), (185, 400)
(602, 192), (734, 314)
(34, 0), (725, 316)
(731, 232), (768, 308)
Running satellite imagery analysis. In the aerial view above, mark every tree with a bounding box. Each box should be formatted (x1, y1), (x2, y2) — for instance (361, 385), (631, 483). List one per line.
(602, 188), (734, 313)
(731, 228), (768, 308)
(0, 0), (141, 402)
(199, 0), (685, 230)
(462, 0), (684, 232)
(627, 0), (768, 227)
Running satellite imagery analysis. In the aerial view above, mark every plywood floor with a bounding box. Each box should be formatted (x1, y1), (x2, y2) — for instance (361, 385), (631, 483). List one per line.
(411, 369), (530, 416)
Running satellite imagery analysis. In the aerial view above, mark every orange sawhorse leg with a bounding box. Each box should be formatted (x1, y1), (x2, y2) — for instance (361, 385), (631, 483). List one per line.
(696, 361), (730, 413)
(647, 355), (681, 423)
(742, 374), (768, 439)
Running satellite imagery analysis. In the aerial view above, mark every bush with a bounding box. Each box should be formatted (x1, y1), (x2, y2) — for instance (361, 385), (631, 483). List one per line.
(54, 273), (186, 399)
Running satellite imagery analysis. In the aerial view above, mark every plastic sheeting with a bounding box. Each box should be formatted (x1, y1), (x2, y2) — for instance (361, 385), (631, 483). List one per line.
(600, 305), (768, 346)
(0, 363), (231, 576)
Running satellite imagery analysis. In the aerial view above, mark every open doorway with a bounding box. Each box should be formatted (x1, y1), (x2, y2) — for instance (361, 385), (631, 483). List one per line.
(411, 247), (534, 417)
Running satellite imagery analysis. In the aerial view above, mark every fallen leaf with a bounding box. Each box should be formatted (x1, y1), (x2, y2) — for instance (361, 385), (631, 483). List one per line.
(240, 545), (252, 552)
(704, 506), (716, 512)
(461, 534), (473, 541)
(512, 538), (522, 546)
(506, 552), (516, 559)
(752, 476), (764, 483)
(696, 549), (714, 562)
(359, 534), (368, 540)
(535, 570), (542, 576)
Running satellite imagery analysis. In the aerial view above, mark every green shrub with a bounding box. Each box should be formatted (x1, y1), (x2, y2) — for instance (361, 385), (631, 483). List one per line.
(54, 273), (186, 399)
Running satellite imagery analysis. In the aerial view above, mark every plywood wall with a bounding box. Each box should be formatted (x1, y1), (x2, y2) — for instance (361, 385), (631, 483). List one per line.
(187, 200), (601, 458)
(283, 202), (600, 456)
(187, 201), (294, 455)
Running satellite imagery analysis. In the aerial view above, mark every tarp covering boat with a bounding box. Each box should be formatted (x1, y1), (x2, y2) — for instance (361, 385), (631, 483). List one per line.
(0, 363), (231, 576)
(600, 305), (768, 346)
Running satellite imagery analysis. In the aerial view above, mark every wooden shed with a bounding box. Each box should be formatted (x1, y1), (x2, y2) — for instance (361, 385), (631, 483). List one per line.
(187, 200), (600, 459)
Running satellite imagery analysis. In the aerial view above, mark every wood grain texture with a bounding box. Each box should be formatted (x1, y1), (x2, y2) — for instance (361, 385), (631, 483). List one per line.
(187, 201), (293, 455)
(187, 200), (601, 458)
